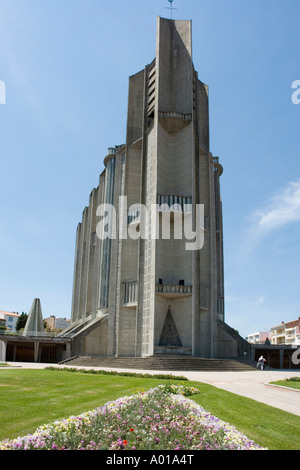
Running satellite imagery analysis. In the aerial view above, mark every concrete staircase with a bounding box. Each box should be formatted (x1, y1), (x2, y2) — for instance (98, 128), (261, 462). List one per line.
(61, 355), (257, 372)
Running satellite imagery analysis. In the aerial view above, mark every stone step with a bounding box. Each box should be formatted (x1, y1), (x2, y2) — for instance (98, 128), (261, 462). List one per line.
(62, 355), (257, 372)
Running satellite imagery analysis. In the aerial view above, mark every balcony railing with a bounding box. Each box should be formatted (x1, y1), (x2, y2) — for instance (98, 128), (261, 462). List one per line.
(157, 195), (192, 212)
(156, 283), (192, 295)
(127, 209), (140, 225)
(123, 281), (138, 305)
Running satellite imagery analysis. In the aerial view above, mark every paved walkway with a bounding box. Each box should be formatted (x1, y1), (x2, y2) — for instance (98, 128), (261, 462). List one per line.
(3, 362), (300, 417)
(183, 369), (300, 417)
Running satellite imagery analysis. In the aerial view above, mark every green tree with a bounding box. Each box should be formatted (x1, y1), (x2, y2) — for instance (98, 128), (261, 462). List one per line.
(16, 312), (28, 331)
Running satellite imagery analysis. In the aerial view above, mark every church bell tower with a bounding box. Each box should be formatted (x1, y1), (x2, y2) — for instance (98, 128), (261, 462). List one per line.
(68, 17), (244, 360)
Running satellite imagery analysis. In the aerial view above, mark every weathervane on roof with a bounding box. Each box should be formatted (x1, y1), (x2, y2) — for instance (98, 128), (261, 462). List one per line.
(166, 0), (177, 19)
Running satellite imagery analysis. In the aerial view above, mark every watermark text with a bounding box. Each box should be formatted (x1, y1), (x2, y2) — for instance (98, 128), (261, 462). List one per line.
(0, 80), (6, 104)
(291, 80), (300, 105)
(292, 348), (300, 365)
(96, 197), (205, 251)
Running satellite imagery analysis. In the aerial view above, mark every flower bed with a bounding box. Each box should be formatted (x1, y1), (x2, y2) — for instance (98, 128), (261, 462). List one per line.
(0, 385), (267, 450)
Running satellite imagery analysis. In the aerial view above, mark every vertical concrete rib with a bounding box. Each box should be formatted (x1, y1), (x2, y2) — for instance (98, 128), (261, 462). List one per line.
(109, 152), (126, 356)
(99, 154), (116, 308)
(71, 222), (82, 322)
(86, 187), (98, 314)
(79, 206), (89, 318)
(95, 172), (105, 310)
(136, 65), (149, 357)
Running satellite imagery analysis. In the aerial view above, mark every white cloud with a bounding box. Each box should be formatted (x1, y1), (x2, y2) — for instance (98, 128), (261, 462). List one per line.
(254, 179), (300, 233)
(240, 179), (300, 255)
(256, 295), (265, 305)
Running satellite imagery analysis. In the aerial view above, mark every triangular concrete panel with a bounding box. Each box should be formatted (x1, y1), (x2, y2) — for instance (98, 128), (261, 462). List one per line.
(159, 306), (182, 347)
(23, 298), (44, 336)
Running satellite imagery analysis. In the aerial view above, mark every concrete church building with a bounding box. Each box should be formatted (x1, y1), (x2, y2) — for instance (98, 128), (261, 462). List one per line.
(63, 17), (247, 360)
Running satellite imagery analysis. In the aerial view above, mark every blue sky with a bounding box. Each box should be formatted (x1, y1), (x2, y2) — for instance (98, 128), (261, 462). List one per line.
(0, 0), (300, 338)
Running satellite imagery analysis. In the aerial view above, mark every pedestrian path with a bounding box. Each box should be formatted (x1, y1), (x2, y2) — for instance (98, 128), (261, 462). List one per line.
(3, 362), (300, 417)
(182, 369), (300, 417)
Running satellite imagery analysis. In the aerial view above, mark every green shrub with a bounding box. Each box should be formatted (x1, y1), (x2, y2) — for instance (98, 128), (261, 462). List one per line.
(45, 366), (187, 381)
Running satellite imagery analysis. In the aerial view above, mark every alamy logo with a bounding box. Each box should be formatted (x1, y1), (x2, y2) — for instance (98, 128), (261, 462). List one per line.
(292, 348), (300, 365)
(0, 80), (6, 104)
(291, 80), (300, 105)
(96, 196), (205, 251)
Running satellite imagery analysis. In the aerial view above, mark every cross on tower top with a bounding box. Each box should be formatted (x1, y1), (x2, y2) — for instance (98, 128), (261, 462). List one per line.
(166, 0), (177, 19)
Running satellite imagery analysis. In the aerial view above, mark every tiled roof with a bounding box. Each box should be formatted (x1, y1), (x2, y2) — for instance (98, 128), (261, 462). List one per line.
(285, 319), (300, 329)
(0, 311), (19, 317)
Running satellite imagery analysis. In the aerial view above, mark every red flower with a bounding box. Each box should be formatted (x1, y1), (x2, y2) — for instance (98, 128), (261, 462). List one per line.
(123, 440), (128, 445)
(130, 428), (134, 432)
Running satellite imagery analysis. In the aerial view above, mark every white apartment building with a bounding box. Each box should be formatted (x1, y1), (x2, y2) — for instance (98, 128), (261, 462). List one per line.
(247, 332), (270, 344)
(270, 318), (300, 346)
(0, 311), (20, 333)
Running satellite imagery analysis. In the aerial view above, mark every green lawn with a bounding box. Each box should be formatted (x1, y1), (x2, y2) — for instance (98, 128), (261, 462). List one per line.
(270, 379), (300, 391)
(0, 368), (300, 450)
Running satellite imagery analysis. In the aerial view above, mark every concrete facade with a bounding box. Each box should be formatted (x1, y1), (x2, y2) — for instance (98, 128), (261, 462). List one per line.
(65, 17), (248, 359)
(0, 335), (72, 363)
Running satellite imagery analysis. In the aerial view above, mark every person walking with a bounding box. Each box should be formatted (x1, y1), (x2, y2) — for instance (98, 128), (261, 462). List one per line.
(257, 355), (266, 370)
